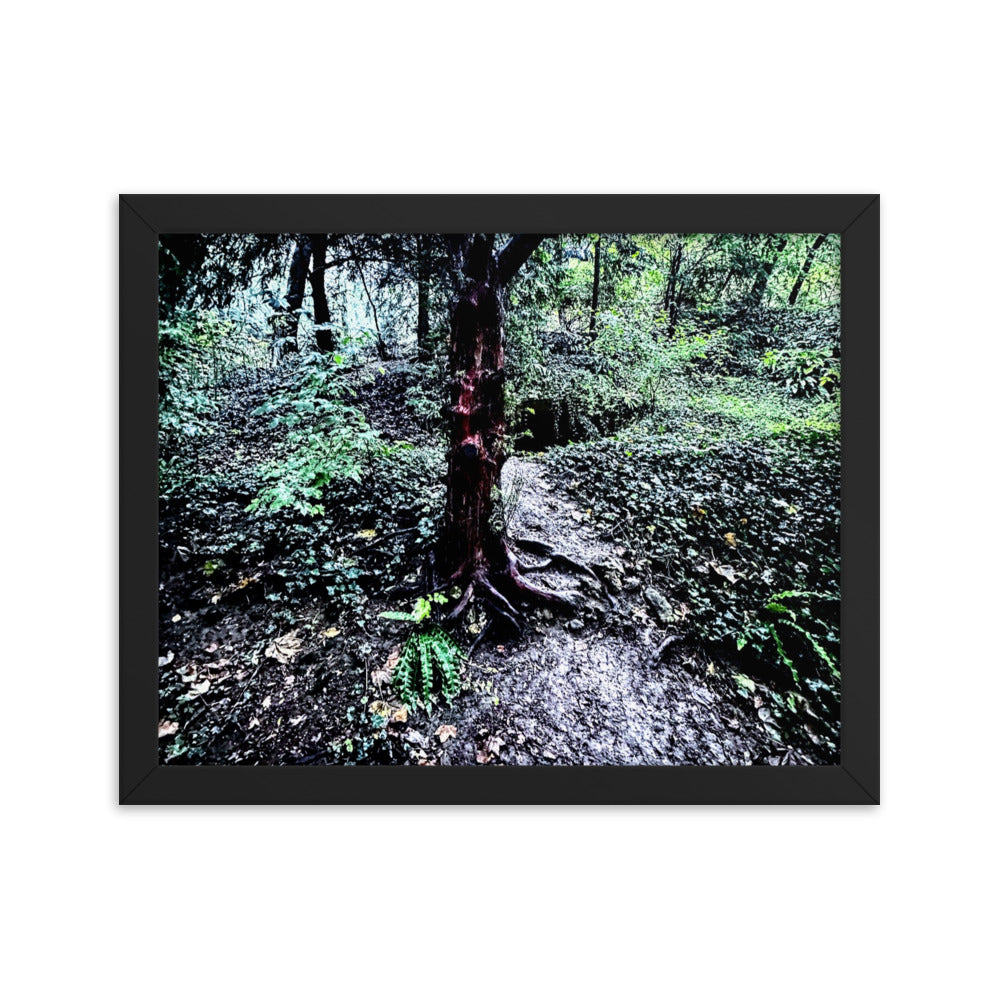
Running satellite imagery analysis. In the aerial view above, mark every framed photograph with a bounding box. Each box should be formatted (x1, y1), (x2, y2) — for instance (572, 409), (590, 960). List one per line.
(121, 194), (878, 804)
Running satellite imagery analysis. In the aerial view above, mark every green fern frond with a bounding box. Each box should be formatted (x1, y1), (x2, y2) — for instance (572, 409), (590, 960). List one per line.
(389, 621), (465, 712)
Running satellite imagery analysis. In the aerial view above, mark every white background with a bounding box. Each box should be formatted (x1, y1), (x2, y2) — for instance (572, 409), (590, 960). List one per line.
(2, 2), (996, 997)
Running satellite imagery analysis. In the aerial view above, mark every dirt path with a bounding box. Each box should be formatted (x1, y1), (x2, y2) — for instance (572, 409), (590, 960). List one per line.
(393, 457), (821, 766)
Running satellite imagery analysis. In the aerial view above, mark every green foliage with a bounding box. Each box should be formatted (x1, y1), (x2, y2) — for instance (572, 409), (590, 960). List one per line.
(379, 592), (448, 624)
(760, 346), (840, 397)
(738, 590), (840, 686)
(158, 312), (227, 493)
(381, 596), (463, 712)
(246, 357), (386, 517)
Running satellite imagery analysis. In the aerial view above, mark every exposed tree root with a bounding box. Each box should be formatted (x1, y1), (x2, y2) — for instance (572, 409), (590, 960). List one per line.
(443, 535), (613, 650)
(446, 581), (475, 622)
(514, 537), (604, 589)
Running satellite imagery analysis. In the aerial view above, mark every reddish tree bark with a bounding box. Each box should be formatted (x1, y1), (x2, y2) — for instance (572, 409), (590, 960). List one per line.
(440, 234), (569, 627)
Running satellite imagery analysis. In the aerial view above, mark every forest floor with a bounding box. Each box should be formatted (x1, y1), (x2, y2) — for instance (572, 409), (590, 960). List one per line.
(159, 350), (838, 767)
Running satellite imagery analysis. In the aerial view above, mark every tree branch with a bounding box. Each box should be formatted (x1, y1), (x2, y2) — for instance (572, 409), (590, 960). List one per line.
(497, 234), (550, 284)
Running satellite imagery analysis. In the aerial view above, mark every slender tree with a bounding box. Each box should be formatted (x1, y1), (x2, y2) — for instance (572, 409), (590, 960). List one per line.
(588, 234), (602, 338)
(308, 233), (333, 351)
(416, 234), (431, 360)
(349, 238), (388, 360)
(277, 235), (311, 341)
(747, 234), (788, 307)
(664, 237), (683, 335)
(788, 233), (828, 306)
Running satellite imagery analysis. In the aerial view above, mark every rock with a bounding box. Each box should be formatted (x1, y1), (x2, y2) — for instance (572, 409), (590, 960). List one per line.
(568, 618), (584, 631)
(594, 557), (626, 593)
(623, 576), (641, 592)
(643, 586), (672, 626)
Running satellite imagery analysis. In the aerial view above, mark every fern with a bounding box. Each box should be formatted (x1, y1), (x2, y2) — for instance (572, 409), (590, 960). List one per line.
(738, 590), (838, 687)
(380, 598), (465, 713)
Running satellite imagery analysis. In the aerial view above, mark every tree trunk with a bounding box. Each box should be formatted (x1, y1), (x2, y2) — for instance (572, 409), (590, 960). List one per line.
(588, 234), (601, 338)
(665, 238), (682, 335)
(280, 235), (311, 341)
(748, 235), (788, 307)
(443, 235), (507, 577)
(308, 234), (333, 351)
(788, 233), (828, 306)
(352, 245), (388, 360)
(416, 234), (431, 360)
(439, 233), (566, 626)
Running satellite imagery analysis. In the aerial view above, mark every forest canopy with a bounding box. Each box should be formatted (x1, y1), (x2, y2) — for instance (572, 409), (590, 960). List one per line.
(158, 232), (841, 766)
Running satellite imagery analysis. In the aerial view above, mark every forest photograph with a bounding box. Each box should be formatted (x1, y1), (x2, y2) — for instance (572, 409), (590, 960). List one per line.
(157, 231), (841, 767)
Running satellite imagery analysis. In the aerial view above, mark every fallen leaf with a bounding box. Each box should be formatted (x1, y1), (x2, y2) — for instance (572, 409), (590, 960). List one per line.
(475, 749), (492, 764)
(158, 719), (179, 738)
(468, 622), (481, 634)
(180, 678), (210, 701)
(369, 700), (392, 717)
(210, 594), (221, 604)
(486, 734), (505, 755)
(248, 717), (261, 729)
(356, 529), (377, 539)
(262, 695), (272, 710)
(372, 646), (399, 685)
(205, 642), (218, 653)
(265, 630), (302, 664)
(391, 706), (409, 723)
(157, 650), (174, 668)
(171, 614), (182, 623)
(709, 562), (738, 584)
(723, 532), (738, 548)
(236, 577), (254, 589)
(435, 724), (457, 744)
(322, 627), (341, 638)
(289, 715), (306, 726)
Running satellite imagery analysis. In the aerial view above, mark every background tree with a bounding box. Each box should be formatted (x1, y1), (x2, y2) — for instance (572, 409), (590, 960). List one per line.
(747, 234), (789, 308)
(588, 234), (601, 338)
(308, 234), (333, 351)
(788, 233), (828, 306)
(664, 237), (683, 335)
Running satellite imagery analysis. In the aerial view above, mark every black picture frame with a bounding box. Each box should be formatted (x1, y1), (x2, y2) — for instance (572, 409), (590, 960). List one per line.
(121, 194), (879, 804)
